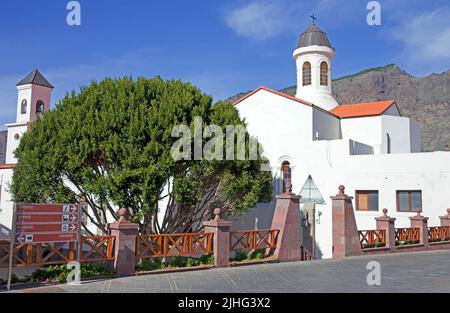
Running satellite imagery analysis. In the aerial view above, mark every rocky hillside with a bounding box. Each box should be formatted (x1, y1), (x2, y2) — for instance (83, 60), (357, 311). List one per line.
(230, 64), (450, 152)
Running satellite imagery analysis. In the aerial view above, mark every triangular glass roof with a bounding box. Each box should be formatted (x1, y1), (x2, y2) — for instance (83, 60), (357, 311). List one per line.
(299, 175), (325, 204)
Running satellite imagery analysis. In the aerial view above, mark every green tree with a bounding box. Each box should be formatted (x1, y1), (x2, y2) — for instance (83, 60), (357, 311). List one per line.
(11, 76), (272, 234)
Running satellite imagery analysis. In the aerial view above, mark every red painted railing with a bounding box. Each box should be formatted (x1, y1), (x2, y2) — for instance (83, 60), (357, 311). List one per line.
(229, 229), (279, 251)
(428, 226), (450, 242)
(135, 233), (214, 259)
(0, 236), (115, 268)
(358, 230), (386, 249)
(395, 227), (420, 245)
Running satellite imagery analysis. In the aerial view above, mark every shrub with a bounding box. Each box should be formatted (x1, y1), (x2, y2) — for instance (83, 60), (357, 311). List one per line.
(233, 250), (248, 262)
(136, 258), (164, 271)
(170, 256), (187, 268)
(186, 258), (199, 267)
(201, 254), (215, 265)
(249, 250), (265, 260)
(30, 262), (114, 284)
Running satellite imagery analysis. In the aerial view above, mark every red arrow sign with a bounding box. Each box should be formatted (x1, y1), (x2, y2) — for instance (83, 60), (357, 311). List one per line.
(16, 223), (78, 233)
(16, 213), (79, 224)
(13, 203), (81, 244)
(16, 232), (78, 244)
(16, 204), (79, 214)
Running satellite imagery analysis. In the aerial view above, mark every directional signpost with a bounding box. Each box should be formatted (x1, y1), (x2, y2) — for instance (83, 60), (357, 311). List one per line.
(14, 204), (81, 244)
(7, 203), (83, 291)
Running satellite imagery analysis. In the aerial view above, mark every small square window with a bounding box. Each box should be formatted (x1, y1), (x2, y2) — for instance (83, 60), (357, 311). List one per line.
(397, 190), (422, 212)
(356, 191), (379, 211)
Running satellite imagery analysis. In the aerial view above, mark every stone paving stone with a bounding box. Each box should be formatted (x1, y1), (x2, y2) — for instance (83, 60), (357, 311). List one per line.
(6, 250), (450, 293)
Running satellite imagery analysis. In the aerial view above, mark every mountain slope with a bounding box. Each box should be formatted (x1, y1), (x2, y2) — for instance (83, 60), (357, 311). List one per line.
(231, 64), (450, 152)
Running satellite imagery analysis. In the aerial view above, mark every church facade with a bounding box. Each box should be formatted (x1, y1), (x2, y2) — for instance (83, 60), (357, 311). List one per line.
(232, 23), (450, 258)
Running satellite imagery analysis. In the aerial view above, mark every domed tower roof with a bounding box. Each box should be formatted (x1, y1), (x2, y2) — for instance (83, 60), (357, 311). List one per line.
(296, 24), (333, 49)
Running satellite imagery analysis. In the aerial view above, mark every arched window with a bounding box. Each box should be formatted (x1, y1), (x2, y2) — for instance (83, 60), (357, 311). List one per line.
(36, 100), (45, 117)
(302, 62), (311, 86)
(320, 61), (328, 86)
(387, 133), (391, 154)
(281, 161), (292, 193)
(21, 99), (27, 114)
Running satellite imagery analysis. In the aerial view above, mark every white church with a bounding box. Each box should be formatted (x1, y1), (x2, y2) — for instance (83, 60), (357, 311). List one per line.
(1, 23), (449, 258)
(232, 23), (450, 258)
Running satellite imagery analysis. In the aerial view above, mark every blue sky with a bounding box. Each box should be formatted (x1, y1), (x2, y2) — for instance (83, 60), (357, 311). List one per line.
(0, 0), (449, 130)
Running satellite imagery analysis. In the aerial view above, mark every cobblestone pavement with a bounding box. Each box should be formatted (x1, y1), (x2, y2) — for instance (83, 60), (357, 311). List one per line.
(6, 250), (450, 293)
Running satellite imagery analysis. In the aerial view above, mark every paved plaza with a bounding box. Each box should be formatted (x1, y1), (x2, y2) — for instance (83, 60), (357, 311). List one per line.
(5, 249), (450, 293)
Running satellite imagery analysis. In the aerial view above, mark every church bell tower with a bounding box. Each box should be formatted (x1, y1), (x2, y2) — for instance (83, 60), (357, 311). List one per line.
(293, 20), (339, 111)
(5, 69), (53, 164)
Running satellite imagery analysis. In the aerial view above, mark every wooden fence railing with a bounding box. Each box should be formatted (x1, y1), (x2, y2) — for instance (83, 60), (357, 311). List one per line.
(0, 236), (115, 268)
(135, 233), (214, 259)
(358, 229), (386, 249)
(428, 226), (450, 242)
(229, 229), (279, 251)
(395, 227), (420, 245)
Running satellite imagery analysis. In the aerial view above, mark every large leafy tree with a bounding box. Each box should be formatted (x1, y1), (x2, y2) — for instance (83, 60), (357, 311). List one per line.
(11, 76), (272, 234)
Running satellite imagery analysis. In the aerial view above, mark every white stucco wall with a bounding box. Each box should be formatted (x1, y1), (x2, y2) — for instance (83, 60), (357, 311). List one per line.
(5, 124), (27, 164)
(236, 89), (314, 165)
(341, 116), (382, 153)
(16, 86), (32, 124)
(341, 115), (417, 154)
(0, 168), (14, 236)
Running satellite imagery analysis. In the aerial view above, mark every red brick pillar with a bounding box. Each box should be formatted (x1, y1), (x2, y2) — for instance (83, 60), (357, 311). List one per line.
(270, 183), (302, 262)
(203, 208), (231, 268)
(409, 210), (429, 248)
(440, 209), (450, 227)
(331, 185), (362, 258)
(108, 208), (139, 277)
(375, 209), (396, 252)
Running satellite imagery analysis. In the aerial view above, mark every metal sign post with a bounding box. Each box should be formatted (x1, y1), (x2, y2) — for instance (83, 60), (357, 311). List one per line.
(75, 204), (84, 285)
(6, 204), (17, 291)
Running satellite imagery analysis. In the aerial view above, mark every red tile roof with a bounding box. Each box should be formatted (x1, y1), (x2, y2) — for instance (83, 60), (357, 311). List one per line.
(330, 100), (398, 118)
(0, 164), (16, 170)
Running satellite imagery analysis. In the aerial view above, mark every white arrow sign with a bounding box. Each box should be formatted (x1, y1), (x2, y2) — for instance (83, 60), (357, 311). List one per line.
(16, 234), (33, 243)
(69, 224), (76, 231)
(70, 214), (77, 222)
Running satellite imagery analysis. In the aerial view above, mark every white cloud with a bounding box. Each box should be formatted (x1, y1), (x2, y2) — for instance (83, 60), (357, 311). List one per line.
(224, 1), (291, 41)
(223, 0), (362, 42)
(390, 7), (450, 71)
